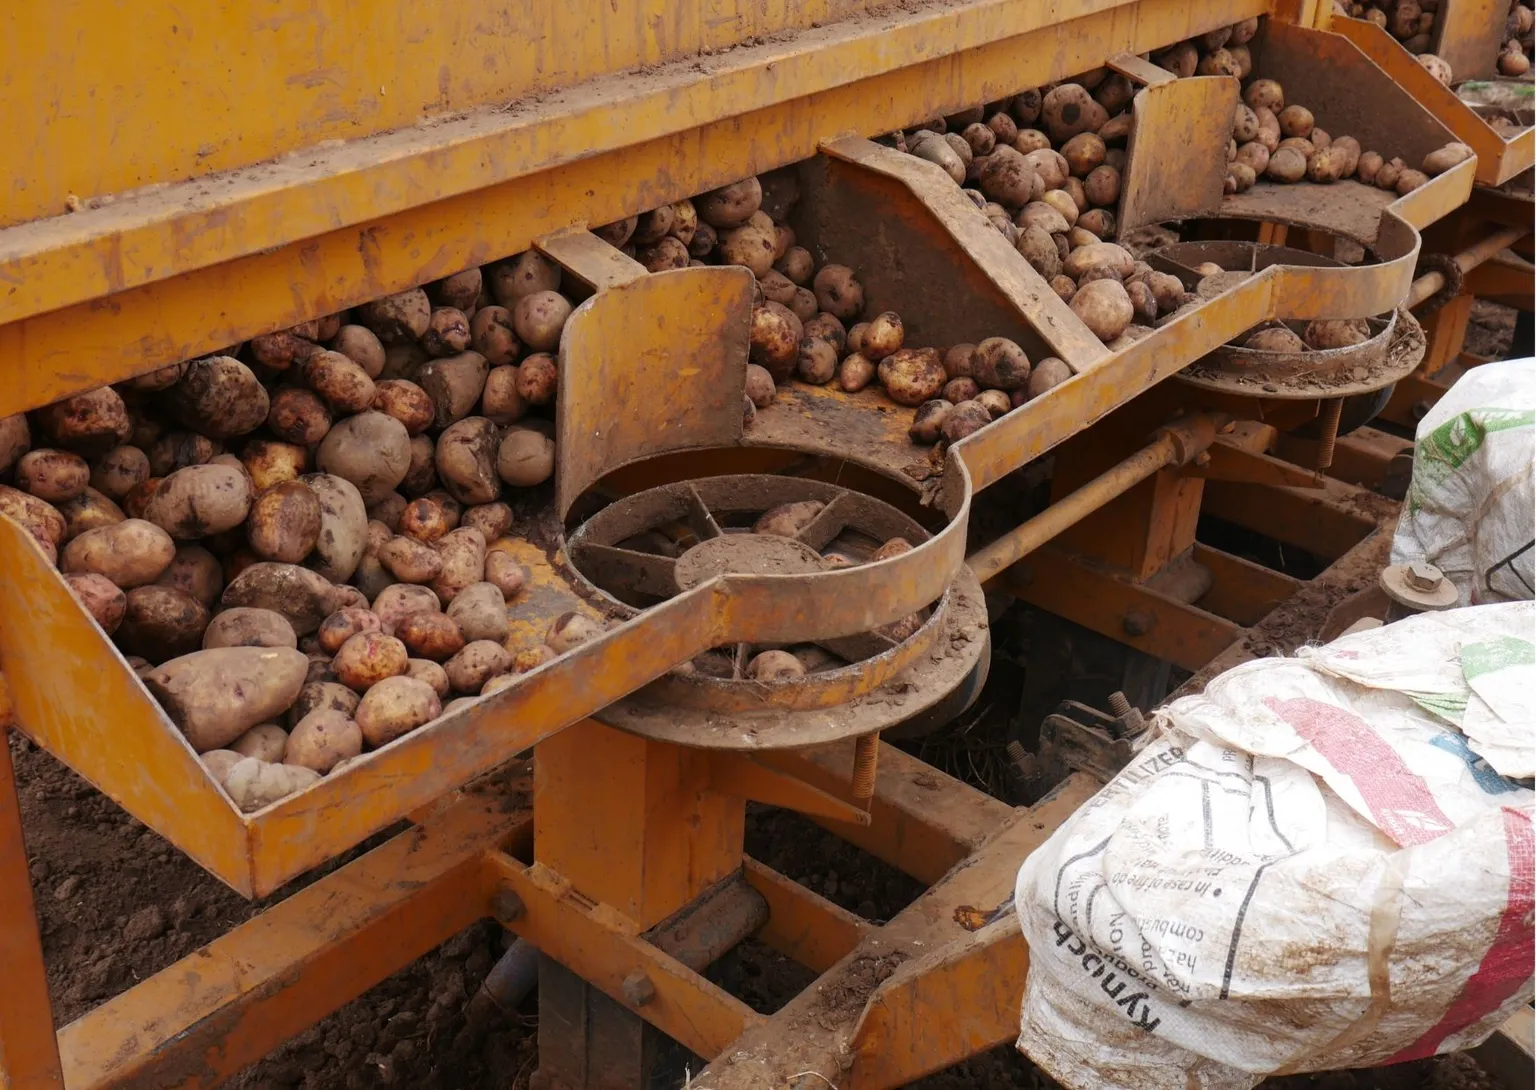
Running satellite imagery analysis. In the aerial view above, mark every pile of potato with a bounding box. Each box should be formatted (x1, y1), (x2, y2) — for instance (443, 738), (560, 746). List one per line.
(1502, 1), (1535, 75)
(1338, 0), (1533, 76)
(0, 253), (614, 812)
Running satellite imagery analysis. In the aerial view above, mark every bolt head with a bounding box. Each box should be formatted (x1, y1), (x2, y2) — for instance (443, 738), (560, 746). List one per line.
(1405, 561), (1444, 592)
(621, 970), (656, 1007)
(1122, 610), (1153, 637)
(492, 889), (526, 923)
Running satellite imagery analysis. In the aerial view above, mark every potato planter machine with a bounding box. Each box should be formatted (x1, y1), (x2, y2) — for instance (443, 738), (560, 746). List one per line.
(0, 2), (1531, 1087)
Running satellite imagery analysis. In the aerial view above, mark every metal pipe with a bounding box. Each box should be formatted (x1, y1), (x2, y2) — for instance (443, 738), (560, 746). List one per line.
(1408, 225), (1530, 308)
(966, 432), (1180, 585)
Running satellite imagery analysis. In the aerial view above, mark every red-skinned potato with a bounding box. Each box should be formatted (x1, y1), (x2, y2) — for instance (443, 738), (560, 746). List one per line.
(395, 611), (466, 661)
(516, 354), (558, 407)
(378, 535), (443, 584)
(745, 364), (777, 408)
(317, 607), (384, 654)
(398, 495), (455, 543)
(811, 265), (865, 322)
(93, 446), (149, 505)
(0, 486), (63, 550)
(372, 379), (436, 436)
(372, 583), (441, 632)
(332, 631), (409, 692)
(17, 449), (89, 503)
(66, 572), (127, 634)
(430, 527), (487, 603)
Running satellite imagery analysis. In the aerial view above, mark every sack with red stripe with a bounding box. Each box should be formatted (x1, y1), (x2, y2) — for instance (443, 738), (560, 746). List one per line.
(1014, 601), (1534, 1090)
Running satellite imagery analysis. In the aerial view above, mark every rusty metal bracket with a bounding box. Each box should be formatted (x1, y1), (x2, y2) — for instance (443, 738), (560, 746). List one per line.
(1188, 437), (1326, 489)
(708, 754), (873, 826)
(1030, 701), (1137, 799)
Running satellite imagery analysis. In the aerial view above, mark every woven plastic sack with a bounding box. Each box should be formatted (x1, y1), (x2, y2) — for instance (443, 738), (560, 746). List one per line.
(1392, 358), (1534, 606)
(1015, 603), (1535, 1090)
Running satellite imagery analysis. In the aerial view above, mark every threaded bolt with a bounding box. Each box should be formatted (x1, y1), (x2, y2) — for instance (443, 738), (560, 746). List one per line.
(1108, 691), (1133, 718)
(1315, 399), (1344, 471)
(852, 733), (880, 800)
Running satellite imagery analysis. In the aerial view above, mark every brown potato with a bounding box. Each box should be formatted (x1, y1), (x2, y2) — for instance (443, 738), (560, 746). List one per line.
(234, 440), (303, 494)
(168, 357), (269, 439)
(1422, 142), (1474, 176)
(147, 432), (221, 478)
(943, 377), (981, 403)
(1198, 47), (1241, 77)
(811, 265), (865, 322)
(1022, 148), (1070, 192)
(802, 314), (847, 355)
(1083, 164), (1121, 208)
(324, 326), (385, 380)
(395, 434), (434, 498)
(879, 348), (948, 406)
(447, 581), (511, 643)
(1017, 225), (1062, 279)
(480, 365), (528, 426)
(205, 606), (299, 651)
(1043, 84), (1109, 145)
(1011, 129), (1051, 155)
(284, 709), (363, 774)
(416, 351), (489, 429)
(749, 302), (803, 381)
(355, 675), (442, 747)
(1060, 133), (1106, 178)
(1266, 147), (1308, 183)
(490, 252), (563, 308)
(1235, 141), (1271, 176)
(317, 607), (384, 654)
(332, 631), (409, 692)
(1244, 79), (1285, 113)
(1040, 189), (1080, 227)
(367, 379), (434, 437)
(431, 527), (487, 603)
(379, 342), (429, 382)
(469, 305), (521, 368)
(419, 307), (470, 358)
(358, 289), (431, 344)
(316, 411), (412, 505)
(943, 345), (977, 379)
(117, 585), (210, 661)
(1245, 326), (1308, 352)
(1049, 275), (1077, 303)
(244, 481), (321, 564)
(17, 449), (88, 503)
(718, 222), (778, 277)
(1071, 279), (1135, 342)
(970, 339), (1032, 390)
(230, 722), (289, 763)
(1017, 201), (1071, 235)
(836, 354), (876, 393)
(144, 646), (308, 752)
(514, 353), (557, 407)
(496, 425), (555, 489)
(1156, 41), (1199, 78)
(746, 650), (804, 681)
(776, 246), (815, 285)
(1306, 145), (1352, 184)
(512, 291), (573, 353)
(1063, 242), (1134, 282)
(200, 750), (245, 785)
(482, 554), (525, 603)
(796, 338), (838, 384)
(1278, 137), (1317, 162)
(1277, 105), (1314, 139)
(858, 312), (902, 361)
(745, 364), (778, 408)
(697, 178), (763, 229)
(1126, 280), (1158, 325)
(286, 679), (360, 731)
(377, 535), (443, 584)
(372, 583), (442, 631)
(397, 495), (455, 543)
(941, 401), (992, 443)
(1396, 168), (1431, 194)
(36, 387), (132, 454)
(908, 400), (953, 444)
(979, 147), (1039, 207)
(753, 500), (824, 538)
(462, 502), (513, 543)
(430, 268), (483, 314)
(62, 518), (176, 588)
(299, 473), (368, 585)
(406, 659), (451, 699)
(89, 446), (149, 503)
(66, 572), (127, 634)
(221, 562), (337, 635)
(142, 463), (252, 541)
(1024, 357), (1071, 399)
(396, 611), (466, 661)
(547, 612), (605, 654)
(973, 388), (1011, 419)
(1330, 136), (1362, 177)
(1374, 157), (1405, 190)
(1304, 318), (1371, 349)
(250, 327), (317, 371)
(1232, 105), (1261, 144)
(57, 487), (125, 541)
(262, 389), (330, 448)
(444, 640), (514, 693)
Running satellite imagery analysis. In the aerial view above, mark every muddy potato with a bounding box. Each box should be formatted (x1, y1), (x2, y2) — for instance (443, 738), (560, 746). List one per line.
(1079, 163), (1120, 208)
(362, 380), (432, 438)
(1012, 225), (1060, 280)
(431, 527), (487, 603)
(262, 390), (330, 449)
(1277, 105), (1314, 139)
(1374, 156), (1405, 190)
(282, 709), (363, 774)
(967, 388), (1007, 420)
(752, 500), (824, 538)
(546, 612), (604, 655)
(60, 517), (175, 589)
(806, 266), (863, 324)
(1396, 168), (1430, 194)
(124, 362), (188, 395)
(879, 348), (949, 406)
(1016, 201), (1071, 236)
(444, 581), (509, 645)
(249, 328), (317, 372)
(1040, 189), (1080, 228)
(986, 111), (1020, 147)
(775, 246), (815, 285)
(221, 561), (337, 636)
(314, 411), (411, 507)
(1423, 142), (1474, 176)
(745, 650), (804, 681)
(1309, 128), (1332, 151)
(201, 607), (298, 653)
(1026, 357), (1073, 400)
(940, 344), (975, 380)
(482, 554), (525, 603)
(296, 472), (367, 586)
(444, 640), (514, 694)
(1155, 41), (1198, 78)
(910, 133), (966, 183)
(1042, 83), (1109, 143)
(491, 425), (553, 490)
(745, 364), (778, 408)
(943, 376), (981, 404)
(1265, 147), (1308, 183)
(415, 353), (488, 431)
(147, 432), (222, 479)
(36, 387), (132, 455)
(373, 535), (439, 584)
(795, 338), (839, 385)
(1303, 145), (1349, 184)
(1071, 279), (1135, 343)
(508, 290), (571, 354)
(372, 584), (442, 635)
(233, 442), (302, 496)
(974, 146), (1035, 208)
(16, 449), (87, 504)
(331, 631), (409, 693)
(1126, 280), (1158, 325)
(1023, 149), (1070, 193)
(1245, 326), (1307, 352)
(756, 270), (797, 308)
(0, 414), (28, 478)
(242, 481), (319, 564)
(394, 610), (466, 662)
(1412, 52), (1449, 86)
(140, 463), (252, 542)
(797, 316), (843, 357)
(321, 328), (384, 384)
(1329, 136), (1361, 177)
(144, 645), (308, 751)
(1244, 79), (1285, 114)
(464, 305), (520, 369)
(165, 357), (268, 441)
(229, 722), (289, 763)
(476, 366), (528, 428)
(1197, 47), (1242, 77)
(1011, 129), (1051, 155)
(394, 495), (451, 543)
(940, 400), (992, 443)
(836, 354), (876, 393)
(1063, 241), (1134, 282)
(1278, 136), (1317, 162)
(354, 675), (441, 747)
(117, 585), (210, 660)
(1234, 141), (1270, 176)
(223, 758), (321, 812)
(405, 659), (452, 700)
(1232, 105), (1261, 145)
(969, 339), (1032, 391)
(66, 572), (127, 634)
(908, 399), (954, 444)
(697, 178), (763, 229)
(317, 607), (384, 654)
(358, 289), (432, 344)
(1304, 318), (1371, 349)
(53, 487), (123, 546)
(862, 312), (905, 361)
(961, 122), (997, 158)
(749, 301), (803, 381)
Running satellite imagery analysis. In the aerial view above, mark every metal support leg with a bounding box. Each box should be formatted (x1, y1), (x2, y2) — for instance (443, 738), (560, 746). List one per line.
(0, 731), (64, 1088)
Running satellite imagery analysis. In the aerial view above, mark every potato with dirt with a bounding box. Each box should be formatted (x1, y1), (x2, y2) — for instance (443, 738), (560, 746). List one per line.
(496, 425), (555, 489)
(1071, 279), (1135, 342)
(317, 607), (384, 655)
(229, 722), (289, 763)
(810, 265), (865, 322)
(89, 446), (150, 503)
(66, 572), (127, 634)
(547, 612), (605, 654)
(203, 607), (298, 651)
(1063, 242), (1134, 282)
(221, 561), (337, 635)
(445, 580), (510, 644)
(36, 387), (133, 454)
(515, 353), (558, 407)
(141, 463), (253, 542)
(143, 645), (308, 752)
(316, 411), (412, 506)
(836, 354), (876, 393)
(296, 472), (367, 586)
(372, 583), (441, 632)
(419, 351), (491, 430)
(480, 366), (528, 426)
(1244, 326), (1308, 352)
(168, 357), (270, 439)
(879, 348), (948, 406)
(908, 400), (953, 444)
(286, 679), (360, 729)
(17, 449), (88, 504)
(358, 289), (431, 344)
(283, 709), (363, 774)
(1304, 318), (1371, 349)
(332, 631), (409, 692)
(242, 481), (321, 564)
(431, 527), (487, 603)
(512, 291), (573, 353)
(0, 414), (28, 477)
(483, 552), (525, 601)
(223, 758), (321, 811)
(1027, 357), (1073, 399)
(970, 339), (1032, 390)
(1265, 147), (1308, 183)
(330, 325), (387, 378)
(1306, 145), (1353, 184)
(265, 389), (333, 449)
(377, 535), (444, 584)
(752, 501), (824, 538)
(355, 675), (442, 747)
(62, 518), (176, 588)
(57, 488), (125, 541)
(395, 611), (467, 661)
(1042, 84), (1109, 144)
(444, 640), (514, 693)
(462, 502), (513, 543)
(697, 178), (763, 228)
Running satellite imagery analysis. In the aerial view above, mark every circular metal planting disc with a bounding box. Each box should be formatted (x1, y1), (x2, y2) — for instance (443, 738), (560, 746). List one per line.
(563, 472), (987, 748)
